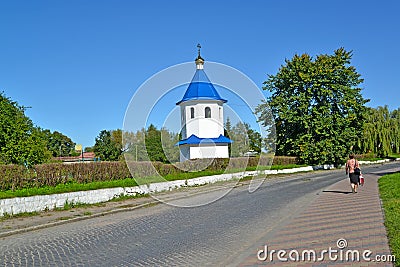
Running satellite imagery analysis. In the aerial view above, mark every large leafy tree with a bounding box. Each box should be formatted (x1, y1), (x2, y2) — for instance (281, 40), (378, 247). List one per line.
(0, 93), (51, 165)
(256, 48), (369, 165)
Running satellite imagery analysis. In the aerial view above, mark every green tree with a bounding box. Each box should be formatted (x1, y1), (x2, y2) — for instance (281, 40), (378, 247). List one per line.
(245, 123), (262, 154)
(93, 129), (123, 161)
(224, 120), (263, 157)
(224, 117), (233, 154)
(0, 93), (51, 165)
(391, 108), (400, 154)
(256, 48), (369, 166)
(42, 129), (76, 157)
(123, 125), (179, 163)
(360, 106), (400, 157)
(160, 127), (180, 163)
(145, 124), (167, 163)
(123, 128), (148, 161)
(85, 146), (94, 152)
(111, 129), (124, 158)
(229, 122), (249, 157)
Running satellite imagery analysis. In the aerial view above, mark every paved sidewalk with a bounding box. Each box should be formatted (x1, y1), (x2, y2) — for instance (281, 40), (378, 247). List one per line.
(240, 169), (397, 266)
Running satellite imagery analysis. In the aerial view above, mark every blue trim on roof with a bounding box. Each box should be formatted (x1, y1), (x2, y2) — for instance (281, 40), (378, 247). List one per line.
(176, 134), (233, 146)
(176, 69), (227, 105)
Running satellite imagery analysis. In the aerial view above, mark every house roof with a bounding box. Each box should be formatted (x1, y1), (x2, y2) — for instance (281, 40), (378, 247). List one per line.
(56, 152), (97, 162)
(176, 67), (227, 105)
(176, 134), (232, 146)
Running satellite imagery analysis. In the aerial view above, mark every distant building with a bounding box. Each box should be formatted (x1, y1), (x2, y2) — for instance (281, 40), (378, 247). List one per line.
(56, 152), (97, 163)
(176, 45), (232, 162)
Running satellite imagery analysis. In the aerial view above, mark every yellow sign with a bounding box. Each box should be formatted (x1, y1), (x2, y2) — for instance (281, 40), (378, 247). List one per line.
(75, 144), (82, 152)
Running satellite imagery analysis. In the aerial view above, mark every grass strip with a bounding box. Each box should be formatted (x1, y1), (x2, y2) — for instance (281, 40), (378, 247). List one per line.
(0, 178), (139, 199)
(379, 172), (400, 266)
(247, 164), (308, 171)
(360, 157), (385, 161)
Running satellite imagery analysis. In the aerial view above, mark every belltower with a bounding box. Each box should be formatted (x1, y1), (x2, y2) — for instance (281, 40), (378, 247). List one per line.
(176, 45), (232, 161)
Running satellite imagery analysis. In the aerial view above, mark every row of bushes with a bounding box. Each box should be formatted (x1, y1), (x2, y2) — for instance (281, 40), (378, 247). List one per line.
(0, 156), (298, 191)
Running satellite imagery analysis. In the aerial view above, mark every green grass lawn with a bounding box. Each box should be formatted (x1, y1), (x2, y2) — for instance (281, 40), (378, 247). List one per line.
(0, 178), (139, 199)
(389, 153), (400, 158)
(0, 164), (308, 199)
(379, 172), (400, 266)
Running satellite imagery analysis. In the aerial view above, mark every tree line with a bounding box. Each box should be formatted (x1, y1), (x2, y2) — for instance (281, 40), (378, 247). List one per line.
(94, 102), (400, 163)
(93, 120), (263, 162)
(92, 126), (179, 163)
(2, 48), (399, 166)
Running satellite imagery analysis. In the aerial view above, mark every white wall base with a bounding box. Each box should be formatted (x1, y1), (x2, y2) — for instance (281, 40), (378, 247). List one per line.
(179, 144), (229, 162)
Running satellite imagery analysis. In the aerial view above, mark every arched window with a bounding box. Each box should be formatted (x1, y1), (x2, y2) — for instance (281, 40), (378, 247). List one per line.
(205, 107), (211, 118)
(190, 107), (195, 119)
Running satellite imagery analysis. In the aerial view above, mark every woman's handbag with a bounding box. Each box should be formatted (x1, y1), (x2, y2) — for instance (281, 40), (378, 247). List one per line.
(359, 174), (365, 186)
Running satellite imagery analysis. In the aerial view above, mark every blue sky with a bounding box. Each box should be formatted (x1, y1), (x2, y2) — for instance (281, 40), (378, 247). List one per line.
(1, 0), (399, 148)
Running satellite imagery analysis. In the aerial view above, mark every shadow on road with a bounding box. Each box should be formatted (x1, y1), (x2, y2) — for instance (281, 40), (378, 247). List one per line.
(322, 190), (352, 194)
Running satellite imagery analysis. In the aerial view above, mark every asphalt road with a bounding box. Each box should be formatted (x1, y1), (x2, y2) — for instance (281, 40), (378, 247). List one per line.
(0, 163), (397, 266)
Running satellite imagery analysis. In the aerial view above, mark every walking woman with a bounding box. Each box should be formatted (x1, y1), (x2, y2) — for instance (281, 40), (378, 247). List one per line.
(345, 154), (360, 193)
